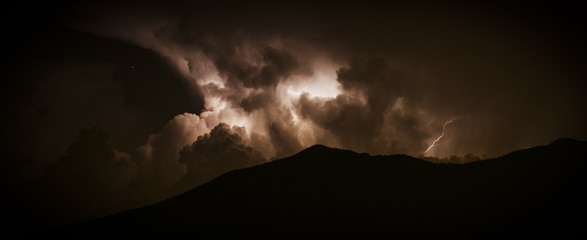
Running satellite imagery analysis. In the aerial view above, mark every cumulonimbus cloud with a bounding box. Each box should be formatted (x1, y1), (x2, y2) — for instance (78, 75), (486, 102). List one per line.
(12, 2), (586, 230)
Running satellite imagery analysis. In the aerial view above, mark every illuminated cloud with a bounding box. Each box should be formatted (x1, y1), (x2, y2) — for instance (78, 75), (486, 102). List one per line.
(177, 122), (266, 191)
(136, 113), (210, 196)
(3, 2), (586, 233)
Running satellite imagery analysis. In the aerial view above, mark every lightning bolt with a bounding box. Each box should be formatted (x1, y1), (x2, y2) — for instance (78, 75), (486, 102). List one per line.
(424, 116), (464, 153)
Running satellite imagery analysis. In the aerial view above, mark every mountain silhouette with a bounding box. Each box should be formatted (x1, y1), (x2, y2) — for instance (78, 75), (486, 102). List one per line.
(54, 138), (586, 238)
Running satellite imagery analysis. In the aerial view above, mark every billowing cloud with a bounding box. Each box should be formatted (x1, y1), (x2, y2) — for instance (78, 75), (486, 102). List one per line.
(177, 123), (266, 191)
(1, 28), (206, 182)
(53, 0), (587, 162)
(297, 57), (432, 155)
(135, 113), (210, 199)
(3, 1), (586, 235)
(34, 120), (266, 227)
(39, 127), (141, 223)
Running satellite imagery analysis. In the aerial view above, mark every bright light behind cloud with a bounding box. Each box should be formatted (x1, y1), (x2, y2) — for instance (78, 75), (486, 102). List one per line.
(127, 31), (442, 159)
(283, 63), (341, 99)
(174, 46), (344, 157)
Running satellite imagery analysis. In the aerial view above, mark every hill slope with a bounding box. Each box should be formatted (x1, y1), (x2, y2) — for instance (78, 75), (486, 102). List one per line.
(60, 139), (586, 238)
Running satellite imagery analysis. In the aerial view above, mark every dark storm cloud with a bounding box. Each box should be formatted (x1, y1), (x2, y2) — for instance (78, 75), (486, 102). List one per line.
(69, 0), (586, 158)
(27, 121), (265, 228)
(1, 24), (207, 232)
(299, 94), (376, 150)
(3, 1), (586, 236)
(189, 44), (302, 113)
(1, 28), (205, 175)
(38, 127), (141, 223)
(149, 19), (314, 157)
(337, 57), (404, 94)
(177, 123), (266, 191)
(126, 3), (474, 157)
(213, 46), (300, 89)
(239, 89), (275, 113)
(296, 52), (469, 158)
(315, 2), (587, 157)
(298, 56), (430, 155)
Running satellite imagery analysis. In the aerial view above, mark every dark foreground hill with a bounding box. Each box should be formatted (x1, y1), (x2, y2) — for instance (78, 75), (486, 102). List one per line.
(57, 139), (586, 238)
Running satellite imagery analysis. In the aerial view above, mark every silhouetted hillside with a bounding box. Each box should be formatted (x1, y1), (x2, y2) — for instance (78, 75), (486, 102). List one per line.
(56, 139), (586, 238)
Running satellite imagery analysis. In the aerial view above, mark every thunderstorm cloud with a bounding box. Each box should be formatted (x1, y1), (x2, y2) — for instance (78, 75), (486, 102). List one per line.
(2, 1), (585, 233)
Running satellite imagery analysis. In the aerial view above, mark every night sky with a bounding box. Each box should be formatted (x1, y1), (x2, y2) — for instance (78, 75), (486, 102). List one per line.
(2, 0), (586, 235)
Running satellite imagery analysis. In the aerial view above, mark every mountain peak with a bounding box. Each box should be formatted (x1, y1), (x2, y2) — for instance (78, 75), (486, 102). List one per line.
(302, 144), (333, 152)
(290, 144), (364, 162)
(291, 144), (336, 157)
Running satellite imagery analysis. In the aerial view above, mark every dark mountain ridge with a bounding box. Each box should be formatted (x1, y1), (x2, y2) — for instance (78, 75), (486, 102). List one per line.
(57, 138), (586, 238)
